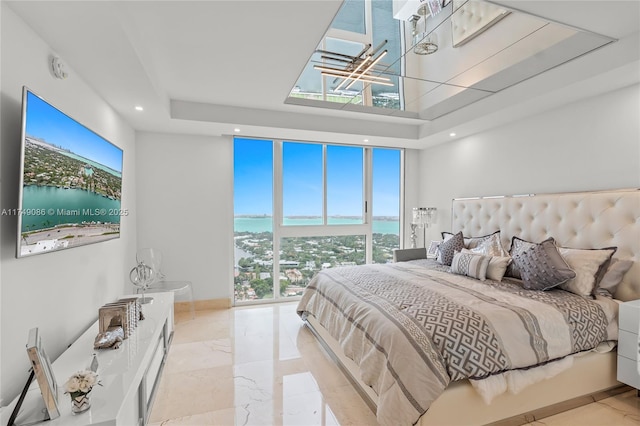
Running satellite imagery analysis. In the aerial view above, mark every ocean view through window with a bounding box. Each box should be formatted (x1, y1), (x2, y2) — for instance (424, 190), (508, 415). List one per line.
(234, 138), (401, 304)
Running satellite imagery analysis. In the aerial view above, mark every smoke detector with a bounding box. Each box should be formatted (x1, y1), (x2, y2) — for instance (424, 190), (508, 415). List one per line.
(50, 56), (69, 80)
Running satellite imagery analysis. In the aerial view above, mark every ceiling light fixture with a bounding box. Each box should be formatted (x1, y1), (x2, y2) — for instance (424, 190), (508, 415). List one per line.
(449, 132), (456, 137)
(314, 40), (393, 89)
(318, 71), (393, 86)
(234, 128), (241, 133)
(135, 106), (144, 111)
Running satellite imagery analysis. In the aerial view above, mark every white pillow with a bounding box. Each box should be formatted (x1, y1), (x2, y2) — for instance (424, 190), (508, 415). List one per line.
(557, 247), (616, 297)
(594, 258), (633, 298)
(462, 248), (511, 281)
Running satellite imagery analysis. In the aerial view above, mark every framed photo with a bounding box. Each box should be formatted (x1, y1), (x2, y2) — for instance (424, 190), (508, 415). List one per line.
(25, 328), (60, 420)
(427, 240), (441, 258)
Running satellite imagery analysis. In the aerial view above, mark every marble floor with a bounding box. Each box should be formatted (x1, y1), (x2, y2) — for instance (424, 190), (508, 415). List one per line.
(149, 303), (640, 426)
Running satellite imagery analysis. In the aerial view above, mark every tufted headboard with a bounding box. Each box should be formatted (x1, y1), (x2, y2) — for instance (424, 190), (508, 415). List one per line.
(451, 0), (510, 47)
(451, 188), (640, 301)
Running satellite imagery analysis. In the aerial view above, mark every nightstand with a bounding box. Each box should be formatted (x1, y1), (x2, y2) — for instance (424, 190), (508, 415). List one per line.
(617, 299), (640, 396)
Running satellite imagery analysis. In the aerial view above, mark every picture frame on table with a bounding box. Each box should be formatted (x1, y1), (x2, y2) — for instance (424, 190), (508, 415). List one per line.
(27, 328), (59, 419)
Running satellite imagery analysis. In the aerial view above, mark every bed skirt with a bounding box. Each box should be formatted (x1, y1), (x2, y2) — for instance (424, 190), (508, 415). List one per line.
(304, 314), (628, 426)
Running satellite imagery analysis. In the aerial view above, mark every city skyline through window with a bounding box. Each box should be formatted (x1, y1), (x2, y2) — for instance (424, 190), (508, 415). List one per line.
(234, 138), (402, 304)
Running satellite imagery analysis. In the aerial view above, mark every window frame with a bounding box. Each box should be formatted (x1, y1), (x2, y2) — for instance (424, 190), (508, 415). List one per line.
(234, 137), (405, 306)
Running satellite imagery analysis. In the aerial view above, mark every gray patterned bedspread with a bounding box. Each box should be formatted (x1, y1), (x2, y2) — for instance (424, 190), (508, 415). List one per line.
(296, 260), (616, 426)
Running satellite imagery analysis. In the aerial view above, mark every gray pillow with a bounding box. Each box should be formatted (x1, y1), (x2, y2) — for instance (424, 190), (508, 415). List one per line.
(513, 240), (576, 291)
(506, 236), (555, 279)
(437, 231), (464, 266)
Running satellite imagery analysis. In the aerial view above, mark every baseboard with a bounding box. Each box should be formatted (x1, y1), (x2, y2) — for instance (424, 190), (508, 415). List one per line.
(174, 298), (231, 313)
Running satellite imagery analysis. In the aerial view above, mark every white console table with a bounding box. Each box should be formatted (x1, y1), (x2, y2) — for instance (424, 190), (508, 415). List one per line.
(2, 292), (174, 426)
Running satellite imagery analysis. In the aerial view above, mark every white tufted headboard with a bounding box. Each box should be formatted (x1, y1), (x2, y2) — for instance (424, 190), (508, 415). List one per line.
(451, 0), (510, 47)
(451, 188), (640, 301)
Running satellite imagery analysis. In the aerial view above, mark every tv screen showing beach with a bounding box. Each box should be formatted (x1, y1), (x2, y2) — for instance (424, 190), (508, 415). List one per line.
(17, 88), (124, 258)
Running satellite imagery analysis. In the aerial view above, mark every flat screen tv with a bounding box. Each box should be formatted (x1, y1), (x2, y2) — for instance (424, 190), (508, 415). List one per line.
(16, 87), (124, 258)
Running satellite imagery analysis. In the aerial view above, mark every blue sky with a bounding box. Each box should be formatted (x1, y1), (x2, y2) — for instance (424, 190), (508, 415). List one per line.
(234, 138), (273, 216)
(234, 138), (400, 217)
(25, 90), (123, 172)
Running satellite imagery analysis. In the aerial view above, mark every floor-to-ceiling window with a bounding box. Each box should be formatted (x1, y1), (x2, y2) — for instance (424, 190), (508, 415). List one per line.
(234, 138), (402, 304)
(234, 138), (274, 301)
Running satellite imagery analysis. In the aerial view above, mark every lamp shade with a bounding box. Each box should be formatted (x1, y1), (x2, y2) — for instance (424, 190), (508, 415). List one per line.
(412, 207), (437, 226)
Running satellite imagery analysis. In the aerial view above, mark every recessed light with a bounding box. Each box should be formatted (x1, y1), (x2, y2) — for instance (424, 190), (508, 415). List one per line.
(234, 128), (241, 133)
(135, 106), (144, 111)
(449, 132), (456, 137)
(363, 139), (369, 142)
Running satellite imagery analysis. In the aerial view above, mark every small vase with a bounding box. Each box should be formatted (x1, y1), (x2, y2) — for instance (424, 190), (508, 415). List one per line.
(71, 393), (91, 414)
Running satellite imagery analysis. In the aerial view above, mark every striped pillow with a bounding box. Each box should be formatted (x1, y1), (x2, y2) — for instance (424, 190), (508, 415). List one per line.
(451, 252), (491, 281)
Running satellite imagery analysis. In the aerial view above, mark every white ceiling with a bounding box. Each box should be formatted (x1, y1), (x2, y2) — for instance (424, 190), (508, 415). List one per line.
(6, 0), (640, 149)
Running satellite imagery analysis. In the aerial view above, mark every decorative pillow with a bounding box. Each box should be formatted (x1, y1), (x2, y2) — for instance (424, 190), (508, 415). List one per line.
(469, 233), (508, 257)
(506, 236), (555, 279)
(557, 246), (617, 297)
(451, 252), (490, 281)
(465, 230), (501, 250)
(463, 248), (512, 282)
(513, 240), (576, 291)
(437, 231), (464, 266)
(436, 233), (453, 263)
(440, 232), (454, 243)
(594, 258), (634, 298)
(486, 256), (512, 282)
(443, 230), (501, 250)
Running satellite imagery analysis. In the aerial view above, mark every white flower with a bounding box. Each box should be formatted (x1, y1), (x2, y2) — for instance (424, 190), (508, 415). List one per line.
(65, 376), (81, 393)
(64, 370), (99, 396)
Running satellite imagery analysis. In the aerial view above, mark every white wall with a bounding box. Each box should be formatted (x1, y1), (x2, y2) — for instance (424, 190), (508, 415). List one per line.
(135, 132), (234, 302)
(0, 4), (136, 404)
(418, 83), (640, 241)
(403, 149), (421, 246)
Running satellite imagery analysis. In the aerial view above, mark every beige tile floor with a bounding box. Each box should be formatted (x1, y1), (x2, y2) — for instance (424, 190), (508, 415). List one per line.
(150, 302), (640, 426)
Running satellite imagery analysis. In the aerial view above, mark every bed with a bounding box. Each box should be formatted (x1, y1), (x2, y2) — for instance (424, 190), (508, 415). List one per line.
(297, 188), (640, 426)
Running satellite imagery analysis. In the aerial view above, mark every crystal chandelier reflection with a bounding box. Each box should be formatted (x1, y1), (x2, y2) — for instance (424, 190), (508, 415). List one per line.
(410, 10), (438, 55)
(410, 207), (438, 248)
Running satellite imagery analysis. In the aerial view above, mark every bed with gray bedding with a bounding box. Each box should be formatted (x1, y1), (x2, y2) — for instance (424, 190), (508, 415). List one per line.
(297, 258), (618, 426)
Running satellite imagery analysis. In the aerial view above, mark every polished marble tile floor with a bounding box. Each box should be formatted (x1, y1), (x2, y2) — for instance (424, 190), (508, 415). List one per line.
(150, 303), (640, 426)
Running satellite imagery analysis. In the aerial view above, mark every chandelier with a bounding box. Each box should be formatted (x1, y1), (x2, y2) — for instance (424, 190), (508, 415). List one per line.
(313, 40), (393, 90)
(410, 7), (438, 55)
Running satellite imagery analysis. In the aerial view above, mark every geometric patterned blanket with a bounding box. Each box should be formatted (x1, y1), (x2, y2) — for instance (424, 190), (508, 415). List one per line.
(297, 260), (613, 426)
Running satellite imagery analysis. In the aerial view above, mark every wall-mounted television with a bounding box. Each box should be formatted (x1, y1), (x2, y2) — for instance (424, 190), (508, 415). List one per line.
(16, 87), (124, 258)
